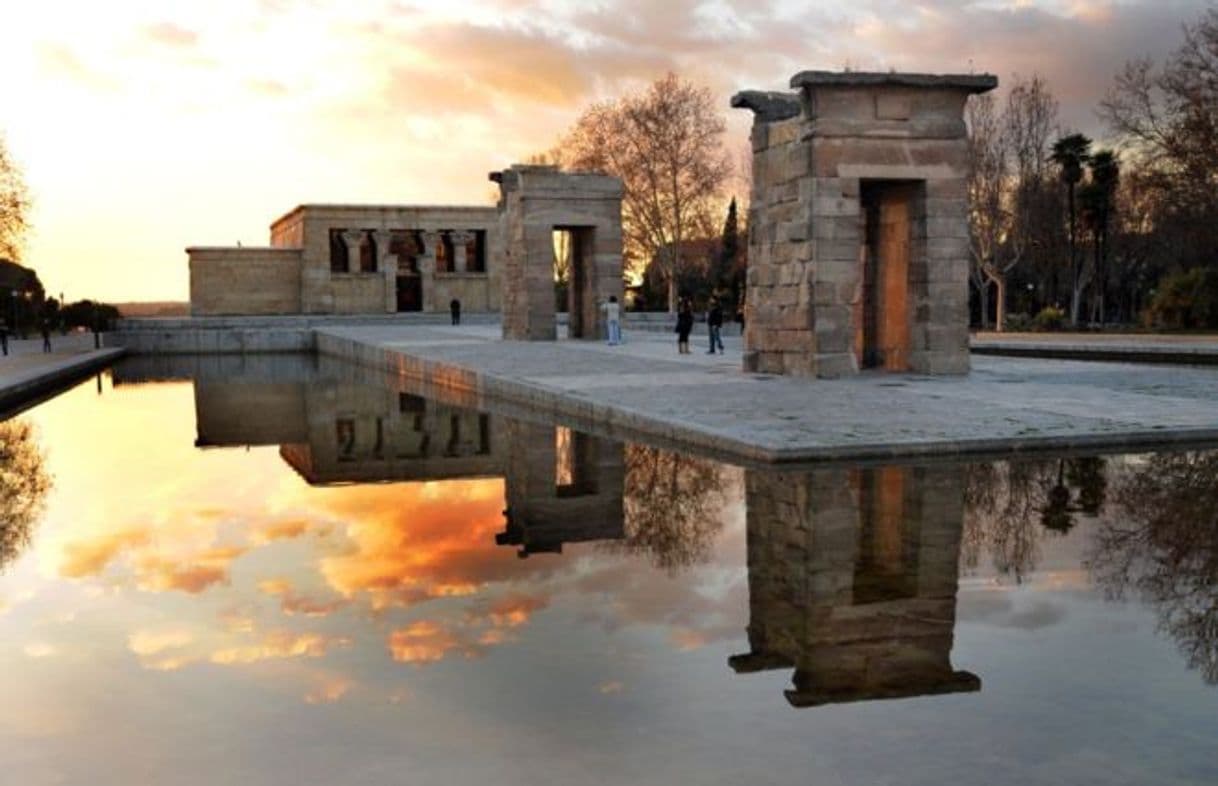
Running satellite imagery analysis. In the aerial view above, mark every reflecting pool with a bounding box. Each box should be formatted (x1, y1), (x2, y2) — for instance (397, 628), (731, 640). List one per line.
(1, 355), (1216, 785)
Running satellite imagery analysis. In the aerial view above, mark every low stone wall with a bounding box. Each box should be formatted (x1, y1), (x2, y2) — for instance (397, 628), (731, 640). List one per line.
(106, 313), (499, 354)
(189, 247), (303, 316)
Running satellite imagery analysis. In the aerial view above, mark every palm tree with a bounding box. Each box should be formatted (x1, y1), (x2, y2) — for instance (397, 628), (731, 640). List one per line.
(1050, 133), (1092, 326)
(1080, 151), (1120, 324)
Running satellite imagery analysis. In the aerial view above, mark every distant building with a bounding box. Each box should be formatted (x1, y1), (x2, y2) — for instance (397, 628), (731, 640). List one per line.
(189, 204), (502, 316)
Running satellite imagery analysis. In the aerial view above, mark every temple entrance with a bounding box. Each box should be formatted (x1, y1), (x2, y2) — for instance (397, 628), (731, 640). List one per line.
(553, 226), (597, 339)
(857, 181), (916, 371)
(396, 273), (422, 312)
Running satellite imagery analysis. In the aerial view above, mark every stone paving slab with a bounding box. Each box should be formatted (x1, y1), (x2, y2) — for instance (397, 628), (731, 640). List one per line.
(315, 324), (1218, 464)
(0, 334), (126, 415)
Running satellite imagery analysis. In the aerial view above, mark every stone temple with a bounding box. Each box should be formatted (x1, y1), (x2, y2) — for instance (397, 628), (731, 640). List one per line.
(184, 68), (993, 379)
(734, 71), (997, 377)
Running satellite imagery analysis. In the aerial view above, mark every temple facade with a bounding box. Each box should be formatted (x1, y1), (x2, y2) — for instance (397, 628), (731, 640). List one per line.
(189, 204), (502, 316)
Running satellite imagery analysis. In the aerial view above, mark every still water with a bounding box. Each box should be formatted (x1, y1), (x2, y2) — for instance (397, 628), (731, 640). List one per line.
(1, 355), (1215, 785)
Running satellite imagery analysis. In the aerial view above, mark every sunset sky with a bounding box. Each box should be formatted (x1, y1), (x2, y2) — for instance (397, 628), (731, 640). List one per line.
(1, 0), (1210, 303)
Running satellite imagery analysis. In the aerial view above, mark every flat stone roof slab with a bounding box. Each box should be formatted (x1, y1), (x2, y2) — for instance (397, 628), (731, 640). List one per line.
(314, 325), (1218, 465)
(790, 71), (998, 92)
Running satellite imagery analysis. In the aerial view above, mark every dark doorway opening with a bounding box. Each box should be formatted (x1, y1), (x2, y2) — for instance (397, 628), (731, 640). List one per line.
(396, 275), (422, 312)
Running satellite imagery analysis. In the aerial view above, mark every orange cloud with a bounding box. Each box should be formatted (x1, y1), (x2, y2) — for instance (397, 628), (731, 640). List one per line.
(258, 578), (293, 596)
(257, 577), (348, 617)
(281, 593), (348, 617)
(305, 676), (353, 705)
(128, 629), (194, 656)
(253, 519), (311, 543)
(58, 528), (151, 578)
(387, 620), (467, 665)
(210, 630), (349, 665)
(218, 605), (256, 633)
(466, 593), (550, 628)
(134, 545), (248, 594)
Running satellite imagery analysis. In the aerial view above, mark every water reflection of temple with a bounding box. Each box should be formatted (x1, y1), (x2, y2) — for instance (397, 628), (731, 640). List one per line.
(731, 465), (979, 707)
(113, 354), (624, 552)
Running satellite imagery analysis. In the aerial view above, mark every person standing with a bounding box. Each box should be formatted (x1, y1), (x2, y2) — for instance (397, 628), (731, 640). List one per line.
(601, 295), (622, 345)
(449, 298), (461, 325)
(707, 298), (725, 354)
(675, 298), (694, 354)
(40, 318), (52, 353)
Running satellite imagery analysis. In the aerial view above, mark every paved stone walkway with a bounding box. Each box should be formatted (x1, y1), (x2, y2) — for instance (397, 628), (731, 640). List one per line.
(315, 324), (1218, 463)
(972, 331), (1218, 364)
(0, 333), (125, 414)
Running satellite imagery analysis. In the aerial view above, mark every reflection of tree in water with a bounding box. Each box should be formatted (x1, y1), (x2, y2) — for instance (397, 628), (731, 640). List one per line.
(1089, 451), (1218, 684)
(0, 419), (52, 572)
(611, 444), (725, 574)
(963, 457), (1107, 582)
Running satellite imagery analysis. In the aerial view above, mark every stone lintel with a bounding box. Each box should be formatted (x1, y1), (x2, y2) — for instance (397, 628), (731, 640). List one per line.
(790, 71), (997, 94)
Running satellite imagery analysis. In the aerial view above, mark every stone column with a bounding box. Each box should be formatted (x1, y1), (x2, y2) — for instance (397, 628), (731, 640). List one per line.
(341, 230), (364, 273)
(374, 230), (398, 313)
(450, 231), (473, 273)
(419, 231), (439, 312)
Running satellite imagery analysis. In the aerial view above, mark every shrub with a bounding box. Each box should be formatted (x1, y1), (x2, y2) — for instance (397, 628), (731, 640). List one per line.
(1032, 305), (1066, 331)
(1143, 268), (1218, 330)
(1004, 312), (1033, 332)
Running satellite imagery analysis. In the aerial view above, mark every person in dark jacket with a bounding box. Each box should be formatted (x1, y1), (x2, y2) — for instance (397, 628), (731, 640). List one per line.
(450, 298), (461, 325)
(675, 298), (694, 354)
(707, 298), (725, 354)
(40, 319), (52, 353)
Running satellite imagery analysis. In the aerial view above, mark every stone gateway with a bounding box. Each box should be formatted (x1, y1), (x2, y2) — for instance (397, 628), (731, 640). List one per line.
(734, 70), (998, 377)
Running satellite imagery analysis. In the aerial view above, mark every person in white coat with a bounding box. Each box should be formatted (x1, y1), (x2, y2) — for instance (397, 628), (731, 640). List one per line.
(601, 296), (622, 345)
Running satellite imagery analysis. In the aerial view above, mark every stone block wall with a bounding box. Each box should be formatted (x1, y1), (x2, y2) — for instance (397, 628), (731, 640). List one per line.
(494, 165), (624, 341)
(331, 272), (389, 313)
(733, 71), (996, 378)
(189, 247), (303, 316)
(434, 273), (496, 313)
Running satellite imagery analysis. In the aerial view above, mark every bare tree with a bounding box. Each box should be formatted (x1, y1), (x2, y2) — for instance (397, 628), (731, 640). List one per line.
(1099, 9), (1218, 277)
(557, 73), (733, 311)
(967, 75), (1059, 331)
(0, 132), (31, 263)
(967, 92), (1006, 330)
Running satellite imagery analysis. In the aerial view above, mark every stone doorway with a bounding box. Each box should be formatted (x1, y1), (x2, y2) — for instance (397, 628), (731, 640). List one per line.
(554, 227), (596, 339)
(858, 181), (920, 371)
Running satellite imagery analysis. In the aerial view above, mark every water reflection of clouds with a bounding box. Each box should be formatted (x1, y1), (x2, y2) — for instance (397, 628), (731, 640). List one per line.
(4, 378), (748, 716)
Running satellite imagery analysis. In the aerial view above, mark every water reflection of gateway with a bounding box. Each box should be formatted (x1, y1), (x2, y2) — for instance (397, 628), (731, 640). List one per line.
(495, 423), (624, 558)
(731, 466), (979, 707)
